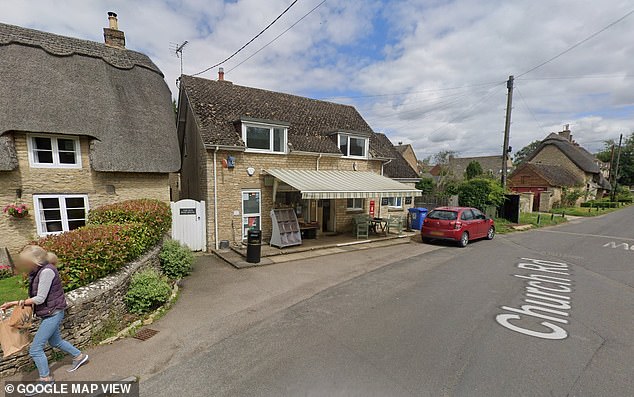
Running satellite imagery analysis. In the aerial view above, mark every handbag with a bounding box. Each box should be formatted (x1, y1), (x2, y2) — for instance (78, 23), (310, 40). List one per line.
(7, 303), (33, 329)
(0, 311), (30, 358)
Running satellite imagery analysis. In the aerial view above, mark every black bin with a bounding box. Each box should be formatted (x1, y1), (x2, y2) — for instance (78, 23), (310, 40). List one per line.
(246, 229), (262, 264)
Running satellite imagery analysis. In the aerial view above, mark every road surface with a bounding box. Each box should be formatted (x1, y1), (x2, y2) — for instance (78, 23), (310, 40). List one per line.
(142, 207), (634, 396)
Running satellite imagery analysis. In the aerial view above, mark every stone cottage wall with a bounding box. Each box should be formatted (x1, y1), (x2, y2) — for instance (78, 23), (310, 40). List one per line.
(0, 132), (170, 256)
(0, 244), (161, 377)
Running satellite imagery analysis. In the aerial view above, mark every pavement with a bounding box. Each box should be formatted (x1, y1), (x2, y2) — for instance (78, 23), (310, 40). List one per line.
(8, 207), (634, 396)
(6, 234), (443, 386)
(137, 206), (633, 397)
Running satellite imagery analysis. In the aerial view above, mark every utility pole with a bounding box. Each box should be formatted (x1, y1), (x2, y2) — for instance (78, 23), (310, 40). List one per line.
(501, 75), (514, 188)
(611, 133), (623, 201)
(608, 143), (615, 181)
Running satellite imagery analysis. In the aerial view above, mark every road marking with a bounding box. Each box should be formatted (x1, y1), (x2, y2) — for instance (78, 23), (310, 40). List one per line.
(538, 229), (634, 242)
(603, 241), (634, 251)
(496, 258), (574, 340)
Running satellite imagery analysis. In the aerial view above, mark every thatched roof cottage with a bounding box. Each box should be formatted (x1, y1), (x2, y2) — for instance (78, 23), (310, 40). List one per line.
(0, 13), (179, 254)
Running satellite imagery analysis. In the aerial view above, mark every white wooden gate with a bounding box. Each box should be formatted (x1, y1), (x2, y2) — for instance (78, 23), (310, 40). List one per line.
(171, 199), (206, 251)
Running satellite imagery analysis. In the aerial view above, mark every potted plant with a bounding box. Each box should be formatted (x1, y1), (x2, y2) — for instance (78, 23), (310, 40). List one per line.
(3, 203), (29, 219)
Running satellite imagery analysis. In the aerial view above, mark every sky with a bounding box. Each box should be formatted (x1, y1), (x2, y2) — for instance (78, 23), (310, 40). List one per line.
(4, 0), (634, 161)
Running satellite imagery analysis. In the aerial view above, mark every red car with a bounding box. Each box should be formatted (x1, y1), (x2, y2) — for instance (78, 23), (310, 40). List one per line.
(421, 206), (495, 247)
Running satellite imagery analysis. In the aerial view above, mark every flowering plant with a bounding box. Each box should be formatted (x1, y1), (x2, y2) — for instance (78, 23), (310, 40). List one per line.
(3, 203), (29, 218)
(0, 264), (13, 279)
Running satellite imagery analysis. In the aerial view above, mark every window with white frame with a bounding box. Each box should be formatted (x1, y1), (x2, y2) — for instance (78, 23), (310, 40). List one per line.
(27, 135), (81, 168)
(33, 195), (89, 236)
(386, 197), (403, 208)
(242, 123), (287, 153)
(346, 198), (365, 210)
(338, 134), (368, 158)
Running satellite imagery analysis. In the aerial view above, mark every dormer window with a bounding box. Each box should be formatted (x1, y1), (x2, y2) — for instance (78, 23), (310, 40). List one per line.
(338, 134), (368, 158)
(242, 121), (287, 154)
(27, 134), (81, 168)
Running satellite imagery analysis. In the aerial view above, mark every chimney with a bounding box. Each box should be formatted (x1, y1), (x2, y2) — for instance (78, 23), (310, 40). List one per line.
(103, 12), (125, 49)
(218, 67), (225, 81)
(558, 124), (572, 142)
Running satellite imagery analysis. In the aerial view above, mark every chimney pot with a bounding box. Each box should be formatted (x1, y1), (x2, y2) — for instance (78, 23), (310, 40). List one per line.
(218, 67), (225, 81)
(104, 12), (125, 48)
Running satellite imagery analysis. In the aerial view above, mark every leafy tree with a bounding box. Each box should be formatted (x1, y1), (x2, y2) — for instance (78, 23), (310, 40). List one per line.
(464, 161), (483, 180)
(416, 177), (434, 194)
(597, 133), (634, 186)
(457, 178), (506, 211)
(561, 188), (584, 207)
(513, 140), (541, 165)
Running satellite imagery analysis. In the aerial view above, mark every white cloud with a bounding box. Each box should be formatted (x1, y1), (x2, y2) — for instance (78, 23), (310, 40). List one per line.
(3, 0), (633, 159)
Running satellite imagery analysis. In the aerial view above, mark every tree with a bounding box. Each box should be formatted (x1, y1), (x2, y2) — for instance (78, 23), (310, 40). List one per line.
(457, 178), (506, 211)
(597, 133), (634, 186)
(464, 161), (483, 180)
(513, 140), (541, 165)
(432, 150), (457, 188)
(416, 177), (434, 194)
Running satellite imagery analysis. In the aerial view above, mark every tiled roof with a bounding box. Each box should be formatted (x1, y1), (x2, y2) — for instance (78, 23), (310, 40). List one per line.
(372, 134), (419, 179)
(180, 75), (375, 154)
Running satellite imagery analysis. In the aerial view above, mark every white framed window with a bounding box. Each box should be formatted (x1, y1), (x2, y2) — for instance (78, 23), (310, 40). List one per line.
(27, 135), (82, 168)
(242, 189), (261, 240)
(33, 194), (89, 236)
(346, 198), (365, 211)
(242, 122), (287, 154)
(386, 197), (403, 208)
(338, 134), (368, 158)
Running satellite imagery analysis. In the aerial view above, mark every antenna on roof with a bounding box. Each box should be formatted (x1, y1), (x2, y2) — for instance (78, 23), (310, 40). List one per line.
(170, 40), (189, 76)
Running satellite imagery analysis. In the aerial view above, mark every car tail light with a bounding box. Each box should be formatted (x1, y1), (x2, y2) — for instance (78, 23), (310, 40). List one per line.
(453, 221), (462, 230)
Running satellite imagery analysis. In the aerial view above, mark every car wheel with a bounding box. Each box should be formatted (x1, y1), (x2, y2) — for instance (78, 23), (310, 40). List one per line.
(458, 232), (469, 248)
(486, 226), (495, 240)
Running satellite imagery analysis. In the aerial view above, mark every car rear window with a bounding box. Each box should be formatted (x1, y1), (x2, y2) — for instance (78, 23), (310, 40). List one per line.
(427, 210), (458, 220)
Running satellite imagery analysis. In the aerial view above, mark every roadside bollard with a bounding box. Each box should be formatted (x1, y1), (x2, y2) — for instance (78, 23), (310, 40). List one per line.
(537, 213), (541, 225)
(551, 212), (555, 220)
(561, 211), (565, 218)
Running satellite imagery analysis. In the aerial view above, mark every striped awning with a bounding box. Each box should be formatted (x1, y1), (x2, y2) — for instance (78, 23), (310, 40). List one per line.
(266, 169), (422, 200)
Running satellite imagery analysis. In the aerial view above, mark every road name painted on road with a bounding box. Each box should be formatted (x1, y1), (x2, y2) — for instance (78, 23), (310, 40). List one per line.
(496, 258), (574, 340)
(603, 241), (634, 251)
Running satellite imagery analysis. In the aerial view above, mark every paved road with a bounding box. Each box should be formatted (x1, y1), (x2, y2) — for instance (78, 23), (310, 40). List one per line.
(142, 207), (634, 396)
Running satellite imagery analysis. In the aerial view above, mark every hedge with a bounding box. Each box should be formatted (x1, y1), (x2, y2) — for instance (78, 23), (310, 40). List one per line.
(88, 199), (171, 234)
(580, 201), (621, 208)
(36, 199), (172, 292)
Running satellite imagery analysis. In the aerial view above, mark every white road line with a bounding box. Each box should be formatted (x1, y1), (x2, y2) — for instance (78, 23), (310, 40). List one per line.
(539, 230), (634, 241)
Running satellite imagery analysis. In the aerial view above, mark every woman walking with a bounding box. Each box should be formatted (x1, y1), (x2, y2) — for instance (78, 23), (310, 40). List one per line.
(1, 246), (88, 392)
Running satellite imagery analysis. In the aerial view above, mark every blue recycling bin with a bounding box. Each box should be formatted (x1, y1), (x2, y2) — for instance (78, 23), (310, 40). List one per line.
(408, 207), (428, 230)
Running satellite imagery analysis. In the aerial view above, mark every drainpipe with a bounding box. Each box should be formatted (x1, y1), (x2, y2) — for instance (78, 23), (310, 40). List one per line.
(316, 153), (323, 170)
(213, 146), (219, 251)
(379, 159), (393, 218)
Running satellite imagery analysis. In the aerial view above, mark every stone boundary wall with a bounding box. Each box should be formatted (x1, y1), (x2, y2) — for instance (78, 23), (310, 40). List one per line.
(0, 244), (161, 377)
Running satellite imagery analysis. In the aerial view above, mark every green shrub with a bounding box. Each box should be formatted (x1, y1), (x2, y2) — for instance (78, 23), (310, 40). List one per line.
(125, 268), (172, 314)
(457, 178), (506, 211)
(159, 240), (194, 279)
(88, 199), (171, 237)
(0, 264), (13, 280)
(37, 222), (158, 291)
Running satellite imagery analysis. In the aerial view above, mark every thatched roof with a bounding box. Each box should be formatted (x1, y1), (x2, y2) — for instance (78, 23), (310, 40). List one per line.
(0, 23), (179, 173)
(511, 163), (584, 187)
(179, 75), (376, 154)
(526, 133), (600, 174)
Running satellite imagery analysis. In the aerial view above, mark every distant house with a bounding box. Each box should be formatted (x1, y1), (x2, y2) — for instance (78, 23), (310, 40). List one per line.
(394, 143), (419, 174)
(175, 72), (421, 250)
(509, 127), (611, 210)
(0, 14), (180, 255)
(429, 155), (512, 182)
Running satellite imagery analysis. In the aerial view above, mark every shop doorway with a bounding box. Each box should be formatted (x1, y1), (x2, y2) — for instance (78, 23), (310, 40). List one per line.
(321, 199), (335, 233)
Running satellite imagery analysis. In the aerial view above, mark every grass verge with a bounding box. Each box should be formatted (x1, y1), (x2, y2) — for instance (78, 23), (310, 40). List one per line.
(550, 206), (628, 217)
(0, 275), (28, 302)
(495, 212), (567, 234)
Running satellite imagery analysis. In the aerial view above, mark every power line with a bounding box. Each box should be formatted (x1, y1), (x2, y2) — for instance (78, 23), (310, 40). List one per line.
(226, 0), (326, 74)
(192, 0), (301, 77)
(318, 81), (503, 100)
(515, 86), (548, 135)
(518, 73), (633, 81)
(517, 9), (634, 78)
